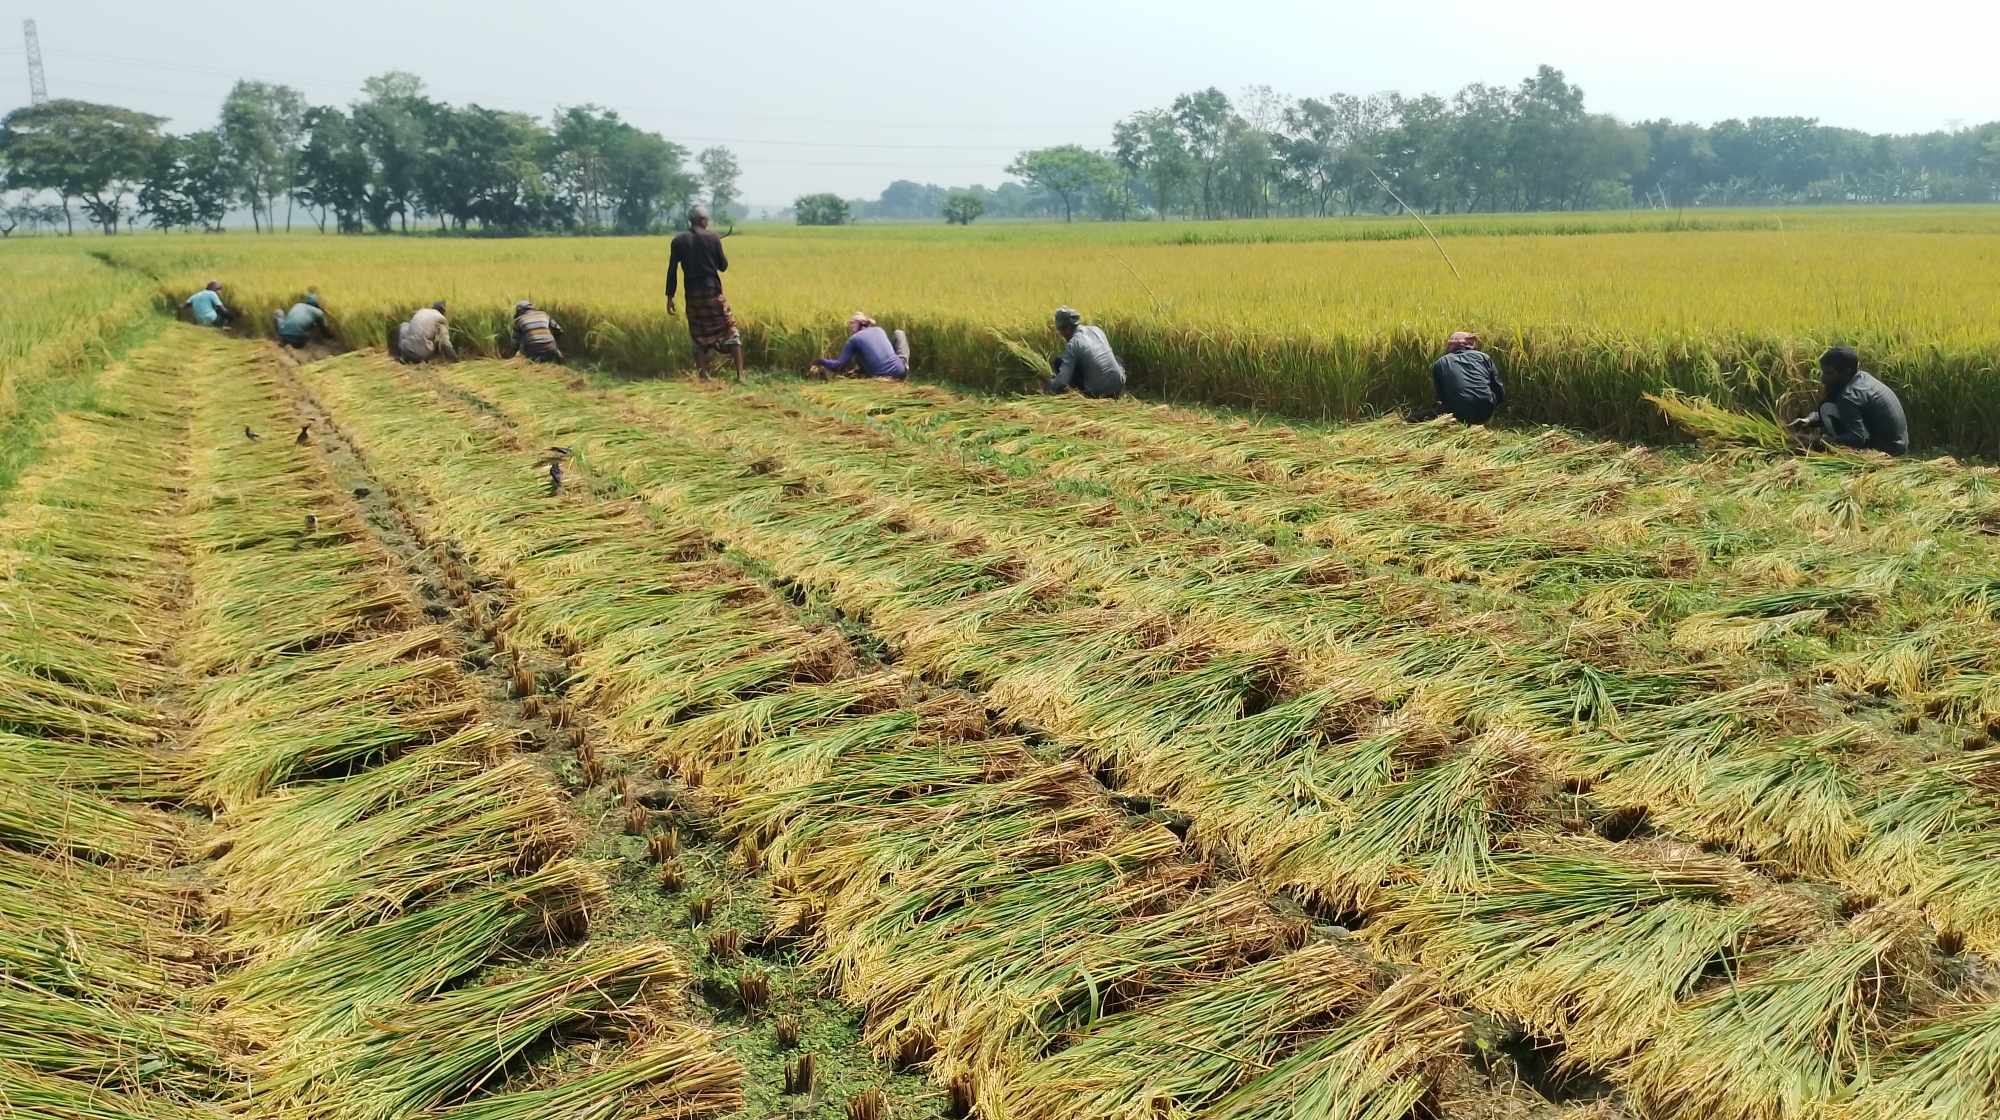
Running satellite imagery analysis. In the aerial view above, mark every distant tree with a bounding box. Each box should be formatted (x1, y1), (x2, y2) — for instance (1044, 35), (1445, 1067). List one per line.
(1112, 109), (1192, 218)
(295, 107), (371, 232)
(942, 190), (985, 225)
(353, 72), (432, 232)
(219, 80), (308, 232)
(550, 105), (625, 228)
(1004, 145), (1116, 222)
(696, 146), (742, 221)
(1171, 88), (1234, 218)
(604, 128), (696, 232)
(0, 99), (164, 234)
(139, 130), (231, 231)
(793, 192), (851, 225)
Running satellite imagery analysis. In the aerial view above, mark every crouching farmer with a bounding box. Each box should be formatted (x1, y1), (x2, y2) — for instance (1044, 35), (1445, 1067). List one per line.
(1788, 346), (1909, 456)
(1424, 331), (1506, 424)
(511, 300), (564, 364)
(273, 293), (329, 349)
(806, 313), (909, 380)
(1046, 306), (1126, 399)
(396, 301), (456, 365)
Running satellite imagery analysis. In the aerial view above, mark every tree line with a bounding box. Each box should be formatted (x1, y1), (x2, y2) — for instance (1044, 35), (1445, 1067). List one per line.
(858, 67), (2000, 223)
(0, 73), (741, 236)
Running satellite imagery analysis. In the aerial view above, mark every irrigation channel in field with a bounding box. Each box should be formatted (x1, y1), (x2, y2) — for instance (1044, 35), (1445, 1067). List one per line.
(8, 326), (2000, 1120)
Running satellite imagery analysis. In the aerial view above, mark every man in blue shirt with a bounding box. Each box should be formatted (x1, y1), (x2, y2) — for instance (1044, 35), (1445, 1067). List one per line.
(806, 313), (909, 380)
(273, 293), (329, 348)
(184, 280), (232, 327)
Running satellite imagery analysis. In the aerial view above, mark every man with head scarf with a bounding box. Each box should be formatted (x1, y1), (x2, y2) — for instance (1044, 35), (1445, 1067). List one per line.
(1045, 306), (1126, 399)
(273, 293), (329, 349)
(185, 280), (233, 327)
(1426, 331), (1505, 424)
(806, 312), (909, 380)
(665, 204), (745, 381)
(1789, 346), (1908, 455)
(511, 299), (565, 364)
(397, 300), (456, 364)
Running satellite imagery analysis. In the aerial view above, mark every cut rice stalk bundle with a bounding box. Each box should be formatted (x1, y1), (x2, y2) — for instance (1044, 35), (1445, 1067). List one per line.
(0, 848), (209, 1001)
(1835, 997), (2000, 1120)
(0, 772), (184, 864)
(994, 941), (1380, 1120)
(1646, 389), (1790, 451)
(1628, 902), (1930, 1120)
(1275, 729), (1544, 910)
(414, 1027), (743, 1120)
(0, 731), (192, 804)
(207, 858), (604, 1049)
(0, 1060), (229, 1120)
(181, 549), (415, 675)
(208, 751), (572, 948)
(0, 663), (161, 746)
(252, 942), (687, 1120)
(0, 974), (222, 1095)
(1198, 974), (1464, 1120)
(1368, 838), (1798, 1068)
(1647, 730), (1865, 879)
(196, 684), (484, 807)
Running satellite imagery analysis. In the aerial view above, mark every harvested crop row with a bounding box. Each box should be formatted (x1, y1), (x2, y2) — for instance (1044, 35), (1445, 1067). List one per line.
(1, 328), (740, 1120)
(159, 330), (742, 1120)
(786, 381), (2000, 740)
(290, 349), (1490, 1119)
(0, 345), (225, 1119)
(415, 358), (2000, 1120)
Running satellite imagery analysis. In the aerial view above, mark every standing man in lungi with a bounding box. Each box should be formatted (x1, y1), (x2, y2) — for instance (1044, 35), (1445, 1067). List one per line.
(664, 204), (745, 381)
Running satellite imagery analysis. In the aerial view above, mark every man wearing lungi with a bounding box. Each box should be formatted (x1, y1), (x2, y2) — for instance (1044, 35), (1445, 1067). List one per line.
(664, 204), (745, 381)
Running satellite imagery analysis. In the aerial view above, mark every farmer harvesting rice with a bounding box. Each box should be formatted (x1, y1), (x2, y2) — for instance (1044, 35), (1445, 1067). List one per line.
(1045, 306), (1126, 399)
(273, 293), (329, 349)
(511, 300), (564, 364)
(665, 204), (744, 381)
(184, 280), (233, 328)
(1788, 346), (1909, 456)
(805, 312), (910, 380)
(397, 301), (456, 365)
(1425, 331), (1506, 424)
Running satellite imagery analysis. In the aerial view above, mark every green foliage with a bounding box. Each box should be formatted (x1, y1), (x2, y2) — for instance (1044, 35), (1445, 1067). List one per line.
(0, 99), (165, 234)
(1004, 143), (1118, 222)
(792, 192), (851, 225)
(942, 189), (985, 225)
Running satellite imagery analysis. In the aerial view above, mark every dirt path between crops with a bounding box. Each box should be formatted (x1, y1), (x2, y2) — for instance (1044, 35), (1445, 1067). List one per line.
(269, 349), (943, 1120)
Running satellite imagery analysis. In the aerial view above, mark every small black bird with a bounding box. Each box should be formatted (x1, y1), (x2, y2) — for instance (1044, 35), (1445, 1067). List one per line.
(547, 446), (571, 458)
(304, 513), (319, 532)
(244, 426), (260, 442)
(296, 425), (312, 446)
(548, 461), (563, 494)
(353, 487), (371, 499)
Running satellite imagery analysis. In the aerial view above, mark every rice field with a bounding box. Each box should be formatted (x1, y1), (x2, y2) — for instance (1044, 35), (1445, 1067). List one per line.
(5, 315), (1999, 1118)
(5, 211), (2000, 1119)
(73, 207), (2000, 455)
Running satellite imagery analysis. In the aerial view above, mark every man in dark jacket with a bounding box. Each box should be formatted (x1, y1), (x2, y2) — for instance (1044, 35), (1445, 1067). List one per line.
(1426, 331), (1505, 423)
(1790, 346), (1909, 455)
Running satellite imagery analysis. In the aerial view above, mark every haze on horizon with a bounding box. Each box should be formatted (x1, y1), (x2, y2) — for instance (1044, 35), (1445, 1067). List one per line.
(5, 0), (1994, 209)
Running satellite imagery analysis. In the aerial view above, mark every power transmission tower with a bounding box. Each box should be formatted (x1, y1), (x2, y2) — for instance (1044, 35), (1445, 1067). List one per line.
(23, 19), (48, 105)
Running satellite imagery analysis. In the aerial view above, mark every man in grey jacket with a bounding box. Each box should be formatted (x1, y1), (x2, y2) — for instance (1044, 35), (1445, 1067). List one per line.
(1046, 306), (1127, 399)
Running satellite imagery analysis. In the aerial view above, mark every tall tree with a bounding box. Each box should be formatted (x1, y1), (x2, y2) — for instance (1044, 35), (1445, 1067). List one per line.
(219, 80), (307, 232)
(1171, 88), (1234, 218)
(295, 107), (371, 232)
(138, 129), (231, 231)
(603, 129), (695, 233)
(0, 100), (163, 234)
(1112, 109), (1193, 219)
(353, 72), (432, 232)
(1005, 145), (1116, 222)
(696, 146), (742, 221)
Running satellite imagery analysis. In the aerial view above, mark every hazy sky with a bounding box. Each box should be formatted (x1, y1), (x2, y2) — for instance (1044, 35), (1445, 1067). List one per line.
(8, 0), (1996, 208)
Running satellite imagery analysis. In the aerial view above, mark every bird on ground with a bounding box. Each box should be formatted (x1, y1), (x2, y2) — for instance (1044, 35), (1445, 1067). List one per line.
(548, 461), (564, 494)
(244, 426), (260, 442)
(547, 446), (571, 457)
(296, 425), (312, 445)
(304, 514), (319, 532)
(353, 487), (371, 499)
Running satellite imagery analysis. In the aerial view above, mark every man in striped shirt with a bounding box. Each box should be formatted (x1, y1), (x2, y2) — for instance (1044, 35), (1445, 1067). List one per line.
(511, 300), (564, 364)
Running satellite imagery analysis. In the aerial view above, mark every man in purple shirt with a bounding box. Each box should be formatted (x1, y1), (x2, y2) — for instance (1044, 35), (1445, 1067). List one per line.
(805, 313), (910, 380)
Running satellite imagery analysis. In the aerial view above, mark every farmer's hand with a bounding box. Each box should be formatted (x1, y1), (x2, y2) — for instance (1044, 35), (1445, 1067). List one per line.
(665, 297), (678, 317)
